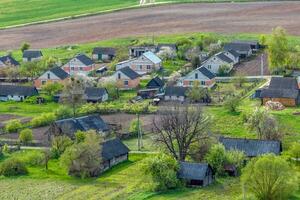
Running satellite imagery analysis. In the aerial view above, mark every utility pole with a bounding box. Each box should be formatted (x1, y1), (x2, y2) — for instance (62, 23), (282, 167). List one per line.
(137, 113), (143, 151)
(261, 54), (264, 77)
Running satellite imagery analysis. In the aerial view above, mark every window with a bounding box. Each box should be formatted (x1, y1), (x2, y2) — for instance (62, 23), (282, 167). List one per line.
(147, 65), (151, 69)
(201, 81), (205, 85)
(118, 73), (121, 79)
(124, 80), (129, 86)
(139, 65), (143, 70)
(47, 73), (50, 79)
(208, 65), (211, 69)
(195, 73), (198, 79)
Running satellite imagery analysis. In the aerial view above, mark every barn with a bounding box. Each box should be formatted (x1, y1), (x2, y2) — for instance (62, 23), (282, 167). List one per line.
(260, 77), (300, 107)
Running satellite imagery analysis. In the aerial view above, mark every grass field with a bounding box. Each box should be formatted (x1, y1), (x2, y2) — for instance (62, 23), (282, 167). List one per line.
(0, 0), (260, 28)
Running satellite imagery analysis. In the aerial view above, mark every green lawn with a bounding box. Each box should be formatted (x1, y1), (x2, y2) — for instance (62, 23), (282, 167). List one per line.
(0, 101), (59, 117)
(0, 0), (263, 28)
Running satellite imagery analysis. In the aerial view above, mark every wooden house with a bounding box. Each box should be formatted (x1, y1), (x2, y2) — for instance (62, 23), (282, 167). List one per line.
(178, 162), (214, 187)
(260, 77), (300, 107)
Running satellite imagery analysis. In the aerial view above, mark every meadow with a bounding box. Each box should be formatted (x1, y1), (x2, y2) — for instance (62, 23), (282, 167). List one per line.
(0, 0), (266, 28)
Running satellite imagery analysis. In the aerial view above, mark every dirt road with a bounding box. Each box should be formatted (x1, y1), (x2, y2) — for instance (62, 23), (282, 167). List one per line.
(1, 1), (300, 50)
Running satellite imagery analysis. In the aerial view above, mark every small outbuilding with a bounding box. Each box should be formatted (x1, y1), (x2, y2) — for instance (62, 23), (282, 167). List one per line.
(22, 50), (43, 62)
(260, 77), (300, 107)
(178, 162), (214, 187)
(92, 47), (116, 62)
(164, 86), (189, 102)
(219, 137), (282, 157)
(85, 87), (108, 103)
(146, 76), (164, 89)
(0, 85), (38, 101)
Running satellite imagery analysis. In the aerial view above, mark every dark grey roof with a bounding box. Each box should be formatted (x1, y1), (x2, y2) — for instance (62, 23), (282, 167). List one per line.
(101, 138), (129, 161)
(146, 76), (164, 88)
(260, 77), (299, 99)
(227, 50), (240, 58)
(75, 54), (94, 65)
(232, 40), (259, 46)
(23, 50), (43, 59)
(198, 67), (216, 79)
(0, 55), (20, 66)
(118, 67), (140, 80)
(224, 43), (252, 52)
(49, 67), (69, 80)
(165, 86), (188, 97)
(85, 87), (108, 101)
(54, 115), (109, 136)
(219, 137), (282, 157)
(92, 47), (116, 56)
(216, 52), (234, 64)
(178, 162), (212, 180)
(0, 85), (38, 96)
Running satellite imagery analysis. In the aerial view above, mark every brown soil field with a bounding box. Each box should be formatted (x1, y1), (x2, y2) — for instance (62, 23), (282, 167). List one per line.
(0, 1), (300, 50)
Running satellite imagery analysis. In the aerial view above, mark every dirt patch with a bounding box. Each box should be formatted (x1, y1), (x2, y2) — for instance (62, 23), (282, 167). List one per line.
(1, 1), (300, 50)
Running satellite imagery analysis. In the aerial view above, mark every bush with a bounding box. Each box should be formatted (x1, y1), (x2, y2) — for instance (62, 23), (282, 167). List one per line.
(55, 106), (73, 120)
(51, 135), (73, 158)
(0, 158), (28, 176)
(142, 154), (180, 191)
(75, 131), (86, 143)
(5, 119), (23, 133)
(205, 144), (227, 176)
(30, 113), (56, 128)
(2, 143), (9, 154)
(19, 128), (33, 145)
(224, 95), (240, 113)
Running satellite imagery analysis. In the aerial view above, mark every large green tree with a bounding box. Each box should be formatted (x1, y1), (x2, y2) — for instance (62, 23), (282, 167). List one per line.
(241, 154), (298, 200)
(267, 26), (289, 73)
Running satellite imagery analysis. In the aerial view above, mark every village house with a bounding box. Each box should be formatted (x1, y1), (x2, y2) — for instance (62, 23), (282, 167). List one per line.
(224, 50), (240, 64)
(113, 66), (140, 89)
(34, 66), (69, 89)
(219, 137), (282, 157)
(101, 138), (130, 172)
(116, 51), (162, 75)
(0, 55), (20, 67)
(62, 54), (95, 75)
(201, 52), (234, 74)
(224, 43), (252, 59)
(178, 162), (214, 187)
(0, 85), (38, 101)
(260, 77), (300, 107)
(164, 86), (189, 102)
(22, 50), (43, 62)
(129, 45), (156, 58)
(232, 40), (260, 51)
(46, 115), (110, 141)
(85, 87), (108, 103)
(92, 47), (116, 62)
(178, 67), (216, 88)
(146, 76), (165, 89)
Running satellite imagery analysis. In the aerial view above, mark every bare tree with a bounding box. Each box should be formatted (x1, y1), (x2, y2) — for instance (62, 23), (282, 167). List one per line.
(60, 77), (86, 117)
(153, 105), (210, 161)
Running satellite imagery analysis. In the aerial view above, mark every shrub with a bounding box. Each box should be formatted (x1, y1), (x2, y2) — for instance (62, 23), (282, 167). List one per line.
(205, 144), (227, 176)
(224, 95), (240, 113)
(2, 143), (9, 154)
(0, 158), (28, 176)
(241, 154), (298, 200)
(78, 103), (98, 115)
(5, 119), (23, 133)
(30, 113), (56, 128)
(19, 128), (33, 145)
(142, 154), (180, 191)
(51, 135), (73, 159)
(55, 106), (73, 120)
(75, 131), (86, 143)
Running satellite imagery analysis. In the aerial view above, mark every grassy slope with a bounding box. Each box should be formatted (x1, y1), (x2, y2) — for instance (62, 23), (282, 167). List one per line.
(0, 0), (260, 28)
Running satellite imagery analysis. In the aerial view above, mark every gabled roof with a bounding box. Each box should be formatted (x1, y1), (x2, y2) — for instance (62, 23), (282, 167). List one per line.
(178, 162), (212, 180)
(23, 50), (43, 59)
(198, 67), (216, 79)
(54, 115), (109, 137)
(142, 51), (162, 64)
(219, 137), (282, 157)
(101, 138), (129, 161)
(146, 76), (164, 88)
(118, 67), (140, 80)
(0, 85), (38, 96)
(216, 52), (234, 64)
(85, 87), (108, 101)
(0, 55), (20, 66)
(74, 54), (94, 66)
(224, 43), (252, 52)
(232, 40), (259, 46)
(49, 67), (69, 80)
(92, 47), (116, 55)
(165, 86), (188, 97)
(227, 50), (240, 58)
(260, 77), (299, 99)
